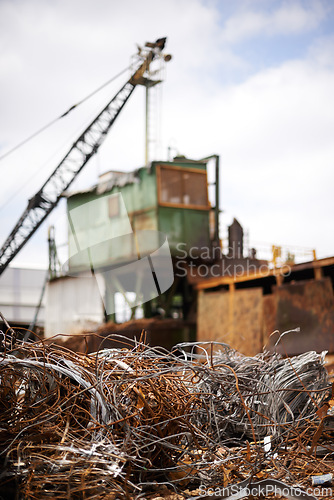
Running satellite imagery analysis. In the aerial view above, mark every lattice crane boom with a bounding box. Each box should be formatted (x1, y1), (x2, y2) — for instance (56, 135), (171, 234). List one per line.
(0, 38), (167, 276)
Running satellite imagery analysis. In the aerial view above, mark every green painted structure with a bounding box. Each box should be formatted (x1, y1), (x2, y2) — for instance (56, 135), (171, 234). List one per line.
(67, 158), (212, 272)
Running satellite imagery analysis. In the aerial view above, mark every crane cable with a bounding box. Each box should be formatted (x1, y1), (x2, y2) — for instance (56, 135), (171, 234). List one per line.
(0, 63), (132, 163)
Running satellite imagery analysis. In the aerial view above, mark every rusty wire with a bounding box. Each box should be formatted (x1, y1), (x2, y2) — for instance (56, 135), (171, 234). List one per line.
(0, 333), (333, 499)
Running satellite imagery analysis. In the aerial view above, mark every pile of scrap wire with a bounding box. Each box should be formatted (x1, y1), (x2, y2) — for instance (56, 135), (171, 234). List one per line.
(0, 334), (333, 500)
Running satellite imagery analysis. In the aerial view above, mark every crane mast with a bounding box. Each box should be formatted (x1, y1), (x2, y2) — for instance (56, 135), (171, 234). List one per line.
(0, 38), (168, 276)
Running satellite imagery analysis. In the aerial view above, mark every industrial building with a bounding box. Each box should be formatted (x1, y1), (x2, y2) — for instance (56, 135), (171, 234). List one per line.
(42, 148), (334, 360)
(45, 154), (218, 338)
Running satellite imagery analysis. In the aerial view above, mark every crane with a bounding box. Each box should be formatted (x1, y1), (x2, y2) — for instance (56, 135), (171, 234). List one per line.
(0, 37), (168, 276)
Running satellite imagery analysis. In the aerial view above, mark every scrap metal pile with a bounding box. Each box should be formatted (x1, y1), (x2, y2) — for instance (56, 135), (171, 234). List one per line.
(0, 333), (334, 499)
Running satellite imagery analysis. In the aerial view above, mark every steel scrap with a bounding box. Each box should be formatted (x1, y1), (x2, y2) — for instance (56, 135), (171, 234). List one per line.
(0, 334), (333, 499)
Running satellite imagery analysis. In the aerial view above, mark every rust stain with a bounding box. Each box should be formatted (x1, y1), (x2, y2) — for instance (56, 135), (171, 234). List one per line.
(267, 278), (334, 355)
(197, 288), (263, 356)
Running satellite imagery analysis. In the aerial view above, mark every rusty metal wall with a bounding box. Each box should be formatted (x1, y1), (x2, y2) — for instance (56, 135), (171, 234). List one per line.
(263, 294), (277, 345)
(197, 277), (334, 357)
(197, 287), (263, 356)
(267, 277), (334, 355)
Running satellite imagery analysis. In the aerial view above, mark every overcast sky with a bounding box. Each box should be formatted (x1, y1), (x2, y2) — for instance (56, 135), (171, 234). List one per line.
(0, 0), (333, 269)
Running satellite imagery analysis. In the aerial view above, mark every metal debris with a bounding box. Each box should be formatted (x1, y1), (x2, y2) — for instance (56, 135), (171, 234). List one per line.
(311, 473), (333, 486)
(0, 334), (333, 499)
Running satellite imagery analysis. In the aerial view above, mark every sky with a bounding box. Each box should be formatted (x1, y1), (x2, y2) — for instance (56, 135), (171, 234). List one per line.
(0, 0), (334, 269)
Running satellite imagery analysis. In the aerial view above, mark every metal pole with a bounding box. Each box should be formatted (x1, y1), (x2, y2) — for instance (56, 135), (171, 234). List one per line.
(214, 155), (220, 243)
(145, 85), (149, 165)
(24, 270), (49, 341)
(200, 154), (220, 245)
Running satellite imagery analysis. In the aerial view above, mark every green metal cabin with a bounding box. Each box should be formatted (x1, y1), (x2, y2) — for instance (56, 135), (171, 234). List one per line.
(66, 158), (212, 273)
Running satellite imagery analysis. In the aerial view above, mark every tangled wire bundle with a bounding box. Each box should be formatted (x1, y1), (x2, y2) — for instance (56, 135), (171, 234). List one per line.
(0, 335), (333, 499)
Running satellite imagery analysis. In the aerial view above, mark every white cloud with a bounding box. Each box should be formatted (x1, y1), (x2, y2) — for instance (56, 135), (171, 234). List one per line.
(220, 1), (327, 44)
(308, 34), (334, 68)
